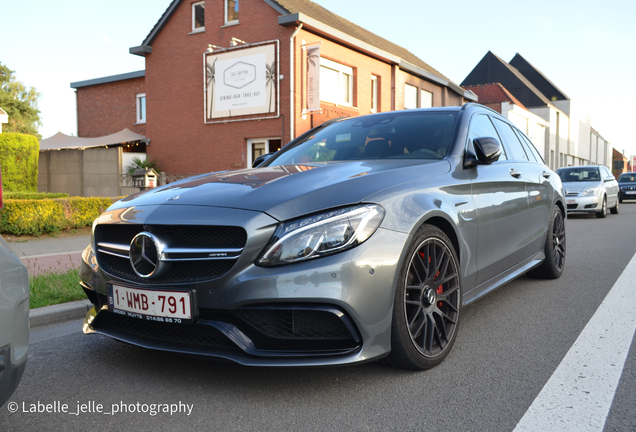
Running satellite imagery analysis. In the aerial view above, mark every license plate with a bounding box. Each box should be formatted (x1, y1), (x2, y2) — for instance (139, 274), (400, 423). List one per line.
(566, 199), (575, 204)
(108, 285), (192, 322)
(627, 191), (636, 195)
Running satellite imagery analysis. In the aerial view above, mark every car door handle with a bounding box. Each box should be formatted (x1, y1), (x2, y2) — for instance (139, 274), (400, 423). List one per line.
(542, 171), (551, 179)
(510, 168), (522, 178)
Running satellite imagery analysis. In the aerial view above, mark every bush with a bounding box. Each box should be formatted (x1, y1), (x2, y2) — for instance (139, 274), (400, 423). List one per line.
(0, 133), (39, 192)
(4, 191), (69, 200)
(0, 197), (118, 236)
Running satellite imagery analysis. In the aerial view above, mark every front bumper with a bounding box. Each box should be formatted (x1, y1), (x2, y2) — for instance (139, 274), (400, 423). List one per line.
(565, 195), (602, 213)
(620, 189), (636, 200)
(80, 219), (410, 366)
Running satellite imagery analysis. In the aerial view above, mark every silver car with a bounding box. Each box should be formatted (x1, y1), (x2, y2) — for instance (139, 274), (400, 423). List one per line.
(80, 104), (566, 370)
(0, 175), (30, 407)
(557, 165), (619, 218)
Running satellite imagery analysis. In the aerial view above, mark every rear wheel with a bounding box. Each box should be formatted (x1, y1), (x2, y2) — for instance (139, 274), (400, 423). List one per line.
(529, 206), (566, 279)
(596, 196), (607, 218)
(610, 198), (619, 214)
(387, 225), (461, 370)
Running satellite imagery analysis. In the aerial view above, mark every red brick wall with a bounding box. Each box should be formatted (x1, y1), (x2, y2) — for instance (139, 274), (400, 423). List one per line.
(76, 77), (146, 137)
(145, 0), (291, 174)
(76, 0), (467, 175)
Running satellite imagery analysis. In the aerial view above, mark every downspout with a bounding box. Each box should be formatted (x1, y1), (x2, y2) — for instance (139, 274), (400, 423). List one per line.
(289, 23), (303, 143)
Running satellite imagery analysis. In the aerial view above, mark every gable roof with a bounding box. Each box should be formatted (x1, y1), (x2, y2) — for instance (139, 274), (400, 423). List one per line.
(461, 51), (552, 108)
(509, 53), (569, 101)
(130, 0), (475, 100)
(463, 83), (527, 110)
(270, 0), (448, 80)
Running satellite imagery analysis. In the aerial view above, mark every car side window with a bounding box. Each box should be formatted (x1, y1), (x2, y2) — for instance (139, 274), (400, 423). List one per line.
(491, 117), (529, 162)
(514, 129), (545, 164)
(467, 114), (507, 160)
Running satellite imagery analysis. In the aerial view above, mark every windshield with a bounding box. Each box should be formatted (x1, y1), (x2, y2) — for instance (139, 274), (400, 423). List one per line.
(618, 173), (636, 183)
(557, 167), (601, 182)
(268, 111), (458, 166)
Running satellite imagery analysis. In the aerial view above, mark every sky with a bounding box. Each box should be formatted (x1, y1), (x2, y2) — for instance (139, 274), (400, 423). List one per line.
(2, 0), (635, 156)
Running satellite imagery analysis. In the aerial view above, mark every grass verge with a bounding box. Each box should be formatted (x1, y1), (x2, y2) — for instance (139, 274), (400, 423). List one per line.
(30, 268), (85, 309)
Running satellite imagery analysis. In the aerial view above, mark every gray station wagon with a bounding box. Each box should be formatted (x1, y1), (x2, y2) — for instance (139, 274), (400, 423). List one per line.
(80, 104), (566, 370)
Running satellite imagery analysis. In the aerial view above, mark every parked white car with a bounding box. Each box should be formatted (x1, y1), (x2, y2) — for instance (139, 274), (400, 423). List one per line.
(557, 165), (619, 218)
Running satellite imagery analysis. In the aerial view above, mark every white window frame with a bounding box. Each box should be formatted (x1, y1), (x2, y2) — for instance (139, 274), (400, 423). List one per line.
(136, 93), (146, 124)
(320, 57), (353, 106)
(247, 137), (279, 168)
(420, 89), (432, 108)
(371, 75), (378, 113)
(404, 83), (417, 109)
(192, 1), (205, 33)
(224, 0), (239, 26)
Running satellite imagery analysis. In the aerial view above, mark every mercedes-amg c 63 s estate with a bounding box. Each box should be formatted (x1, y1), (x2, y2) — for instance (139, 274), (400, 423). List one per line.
(80, 104), (566, 370)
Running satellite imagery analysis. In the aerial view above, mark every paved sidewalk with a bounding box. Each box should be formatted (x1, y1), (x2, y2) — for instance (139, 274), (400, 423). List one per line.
(9, 234), (90, 276)
(6, 234), (93, 329)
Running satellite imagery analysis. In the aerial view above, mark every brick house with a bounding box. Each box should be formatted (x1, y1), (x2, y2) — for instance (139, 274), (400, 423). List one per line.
(72, 0), (476, 176)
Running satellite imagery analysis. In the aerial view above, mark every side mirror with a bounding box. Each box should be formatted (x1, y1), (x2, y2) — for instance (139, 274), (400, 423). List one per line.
(252, 152), (275, 168)
(464, 137), (502, 168)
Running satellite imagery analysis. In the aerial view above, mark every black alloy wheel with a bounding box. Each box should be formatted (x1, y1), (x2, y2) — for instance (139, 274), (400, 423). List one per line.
(530, 206), (566, 279)
(387, 225), (461, 370)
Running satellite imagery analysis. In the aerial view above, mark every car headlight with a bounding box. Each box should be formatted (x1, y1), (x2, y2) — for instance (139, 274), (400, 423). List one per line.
(258, 204), (385, 266)
(581, 187), (601, 197)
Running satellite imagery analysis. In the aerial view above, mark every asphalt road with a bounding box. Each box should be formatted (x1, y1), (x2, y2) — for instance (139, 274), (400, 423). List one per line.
(2, 203), (636, 431)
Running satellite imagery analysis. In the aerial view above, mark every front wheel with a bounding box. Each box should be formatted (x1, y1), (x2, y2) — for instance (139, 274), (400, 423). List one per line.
(387, 225), (461, 370)
(529, 206), (566, 279)
(596, 196), (607, 218)
(610, 197), (619, 214)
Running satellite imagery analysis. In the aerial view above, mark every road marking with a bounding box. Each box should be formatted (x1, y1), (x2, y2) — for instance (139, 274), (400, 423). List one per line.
(514, 254), (636, 431)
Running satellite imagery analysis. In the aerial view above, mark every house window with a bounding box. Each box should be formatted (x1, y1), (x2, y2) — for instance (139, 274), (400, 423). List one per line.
(404, 84), (417, 109)
(136, 93), (146, 124)
(320, 58), (353, 106)
(192, 1), (205, 32)
(371, 75), (378, 113)
(420, 89), (432, 108)
(225, 0), (239, 25)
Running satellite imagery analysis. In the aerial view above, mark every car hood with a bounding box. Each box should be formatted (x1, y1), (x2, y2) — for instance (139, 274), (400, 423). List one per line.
(562, 181), (601, 193)
(112, 160), (451, 221)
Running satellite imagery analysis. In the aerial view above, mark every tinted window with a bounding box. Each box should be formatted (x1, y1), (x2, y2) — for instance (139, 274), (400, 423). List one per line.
(618, 173), (636, 183)
(269, 111), (458, 165)
(467, 114), (507, 160)
(557, 167), (601, 182)
(514, 129), (544, 163)
(492, 118), (529, 161)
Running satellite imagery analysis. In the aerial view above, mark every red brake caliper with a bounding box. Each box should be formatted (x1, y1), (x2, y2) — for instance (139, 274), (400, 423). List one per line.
(420, 252), (444, 308)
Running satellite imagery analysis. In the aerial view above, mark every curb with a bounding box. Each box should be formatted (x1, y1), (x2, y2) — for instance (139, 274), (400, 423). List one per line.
(29, 300), (93, 329)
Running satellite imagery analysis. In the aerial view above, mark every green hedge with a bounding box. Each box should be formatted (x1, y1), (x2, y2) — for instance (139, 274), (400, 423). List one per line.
(0, 197), (118, 236)
(5, 191), (69, 200)
(0, 133), (39, 192)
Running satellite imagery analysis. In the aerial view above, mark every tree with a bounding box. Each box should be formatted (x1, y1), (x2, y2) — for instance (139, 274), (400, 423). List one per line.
(0, 63), (42, 139)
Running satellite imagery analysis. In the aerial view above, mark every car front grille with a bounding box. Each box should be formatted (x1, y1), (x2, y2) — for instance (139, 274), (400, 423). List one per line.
(91, 305), (361, 355)
(94, 224), (247, 284)
(565, 192), (579, 197)
(96, 311), (236, 348)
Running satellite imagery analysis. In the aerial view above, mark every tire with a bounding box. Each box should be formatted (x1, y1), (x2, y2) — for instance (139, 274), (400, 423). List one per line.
(596, 196), (607, 218)
(387, 225), (461, 370)
(529, 206), (566, 279)
(610, 198), (619, 214)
